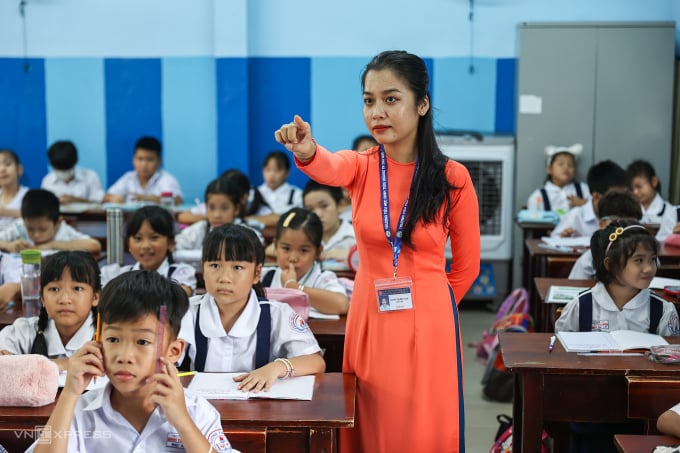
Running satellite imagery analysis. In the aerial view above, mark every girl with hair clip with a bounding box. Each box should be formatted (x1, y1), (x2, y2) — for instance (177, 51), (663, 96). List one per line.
(0, 149), (29, 229)
(175, 177), (263, 251)
(556, 219), (679, 335)
(555, 221), (680, 453)
(526, 144), (590, 216)
(100, 205), (196, 296)
(178, 224), (325, 390)
(261, 208), (350, 315)
(626, 159), (671, 225)
(0, 251), (100, 372)
(274, 50), (480, 452)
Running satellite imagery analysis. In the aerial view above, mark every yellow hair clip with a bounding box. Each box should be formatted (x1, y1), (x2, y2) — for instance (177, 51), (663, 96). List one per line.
(282, 212), (296, 228)
(605, 225), (647, 255)
(608, 227), (624, 242)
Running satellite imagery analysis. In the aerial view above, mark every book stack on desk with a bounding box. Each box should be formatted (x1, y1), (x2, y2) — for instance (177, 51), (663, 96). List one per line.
(556, 330), (669, 353)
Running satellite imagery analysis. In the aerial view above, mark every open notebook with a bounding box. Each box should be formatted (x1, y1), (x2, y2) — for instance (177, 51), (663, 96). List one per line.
(187, 373), (315, 400)
(556, 330), (669, 352)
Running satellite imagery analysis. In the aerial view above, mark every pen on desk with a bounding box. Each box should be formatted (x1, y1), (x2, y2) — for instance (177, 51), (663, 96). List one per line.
(176, 371), (197, 377)
(548, 335), (556, 353)
(577, 352), (645, 356)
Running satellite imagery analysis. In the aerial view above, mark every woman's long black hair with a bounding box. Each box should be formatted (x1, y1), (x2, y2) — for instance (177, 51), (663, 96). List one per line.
(362, 50), (455, 248)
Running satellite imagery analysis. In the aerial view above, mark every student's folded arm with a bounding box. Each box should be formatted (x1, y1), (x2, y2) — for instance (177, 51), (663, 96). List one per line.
(289, 352), (326, 376)
(305, 287), (349, 315)
(42, 238), (101, 253)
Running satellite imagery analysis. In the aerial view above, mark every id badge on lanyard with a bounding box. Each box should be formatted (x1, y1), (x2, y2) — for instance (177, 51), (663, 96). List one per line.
(373, 145), (419, 313)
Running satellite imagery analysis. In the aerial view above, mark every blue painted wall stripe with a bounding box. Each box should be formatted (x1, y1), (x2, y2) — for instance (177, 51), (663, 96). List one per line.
(45, 58), (107, 186)
(216, 58), (249, 178)
(104, 59), (162, 187)
(248, 58), (311, 189)
(432, 58), (496, 134)
(162, 57), (217, 204)
(495, 58), (517, 134)
(0, 59), (47, 188)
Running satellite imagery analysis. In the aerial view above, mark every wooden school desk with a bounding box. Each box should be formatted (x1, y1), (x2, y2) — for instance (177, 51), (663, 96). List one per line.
(499, 331), (680, 453)
(614, 434), (680, 453)
(308, 316), (346, 373)
(0, 372), (355, 453)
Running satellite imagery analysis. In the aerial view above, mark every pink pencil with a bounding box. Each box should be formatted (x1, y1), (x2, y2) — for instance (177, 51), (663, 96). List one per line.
(156, 305), (167, 374)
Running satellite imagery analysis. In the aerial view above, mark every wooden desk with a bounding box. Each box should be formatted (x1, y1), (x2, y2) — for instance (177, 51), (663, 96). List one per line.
(0, 372), (355, 453)
(500, 331), (680, 453)
(308, 317), (346, 373)
(615, 434), (680, 453)
(516, 220), (555, 241)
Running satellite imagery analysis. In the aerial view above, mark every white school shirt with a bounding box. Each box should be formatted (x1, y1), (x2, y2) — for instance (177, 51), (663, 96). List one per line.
(550, 201), (599, 238)
(568, 249), (595, 280)
(0, 316), (95, 357)
(0, 252), (21, 284)
(656, 204), (680, 242)
(100, 258), (197, 292)
(179, 290), (321, 372)
(264, 262), (347, 296)
(526, 180), (591, 215)
(554, 282), (680, 336)
(175, 219), (264, 251)
(0, 186), (28, 229)
(0, 219), (91, 243)
(25, 383), (233, 453)
(258, 182), (302, 215)
(106, 169), (183, 203)
(323, 219), (356, 253)
(41, 167), (105, 202)
(641, 193), (672, 225)
(670, 402), (680, 415)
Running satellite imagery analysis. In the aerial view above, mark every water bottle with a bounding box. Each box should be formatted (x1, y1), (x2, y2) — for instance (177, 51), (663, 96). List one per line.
(106, 208), (124, 265)
(20, 249), (41, 317)
(160, 191), (174, 210)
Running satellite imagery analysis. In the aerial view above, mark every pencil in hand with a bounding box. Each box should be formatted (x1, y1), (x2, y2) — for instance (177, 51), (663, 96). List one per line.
(94, 312), (101, 383)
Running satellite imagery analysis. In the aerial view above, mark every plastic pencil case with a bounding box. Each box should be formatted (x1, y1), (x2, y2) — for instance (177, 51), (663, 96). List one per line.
(516, 209), (560, 225)
(647, 345), (680, 364)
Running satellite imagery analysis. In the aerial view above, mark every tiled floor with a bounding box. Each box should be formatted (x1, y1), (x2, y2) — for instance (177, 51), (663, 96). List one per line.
(459, 304), (514, 451)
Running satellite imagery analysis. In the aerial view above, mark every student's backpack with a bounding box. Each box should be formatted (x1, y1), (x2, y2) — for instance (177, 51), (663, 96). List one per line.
(475, 288), (533, 402)
(490, 414), (549, 453)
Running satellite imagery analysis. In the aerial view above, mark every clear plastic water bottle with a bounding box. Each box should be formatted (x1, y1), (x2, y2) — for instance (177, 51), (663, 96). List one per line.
(20, 249), (41, 317)
(160, 191), (174, 210)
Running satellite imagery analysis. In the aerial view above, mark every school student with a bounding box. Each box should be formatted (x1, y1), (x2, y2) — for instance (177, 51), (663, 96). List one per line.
(527, 145), (590, 216)
(626, 159), (671, 225)
(0, 251), (100, 372)
(262, 208), (350, 315)
(103, 136), (184, 205)
(655, 203), (680, 243)
(568, 190), (642, 280)
(258, 150), (303, 215)
(551, 160), (628, 238)
(0, 189), (101, 253)
(178, 224), (325, 387)
(41, 140), (104, 203)
(100, 206), (196, 296)
(176, 177), (263, 250)
(28, 270), (232, 453)
(0, 149), (29, 229)
(302, 180), (356, 263)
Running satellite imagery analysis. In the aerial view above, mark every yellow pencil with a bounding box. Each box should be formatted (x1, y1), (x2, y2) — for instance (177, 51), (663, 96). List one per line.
(94, 313), (101, 383)
(176, 371), (197, 377)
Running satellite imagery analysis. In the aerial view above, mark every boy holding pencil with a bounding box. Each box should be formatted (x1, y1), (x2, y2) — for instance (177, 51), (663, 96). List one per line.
(28, 270), (232, 453)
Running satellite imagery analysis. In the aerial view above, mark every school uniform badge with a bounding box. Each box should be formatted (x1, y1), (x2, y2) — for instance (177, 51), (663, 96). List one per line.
(289, 313), (310, 333)
(208, 428), (232, 452)
(165, 432), (184, 449)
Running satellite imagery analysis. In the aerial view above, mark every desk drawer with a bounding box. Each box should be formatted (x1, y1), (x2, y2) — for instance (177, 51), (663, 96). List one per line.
(627, 377), (680, 420)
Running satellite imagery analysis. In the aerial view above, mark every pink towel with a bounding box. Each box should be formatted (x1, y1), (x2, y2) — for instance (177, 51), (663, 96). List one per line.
(0, 355), (59, 407)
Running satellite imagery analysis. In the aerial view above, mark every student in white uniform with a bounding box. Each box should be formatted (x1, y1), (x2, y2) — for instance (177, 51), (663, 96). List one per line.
(103, 136), (184, 205)
(0, 252), (21, 309)
(41, 140), (104, 203)
(0, 189), (101, 254)
(176, 177), (263, 250)
(258, 150), (303, 215)
(655, 203), (680, 243)
(0, 251), (100, 372)
(557, 220), (679, 335)
(179, 224), (325, 390)
(100, 206), (196, 296)
(526, 144), (590, 216)
(0, 149), (29, 229)
(27, 270), (233, 453)
(262, 208), (349, 315)
(302, 180), (356, 264)
(626, 159), (671, 225)
(551, 160), (627, 238)
(568, 190), (642, 280)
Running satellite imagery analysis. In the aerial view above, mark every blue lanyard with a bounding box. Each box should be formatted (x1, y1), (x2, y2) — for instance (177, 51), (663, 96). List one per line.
(379, 145), (419, 279)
